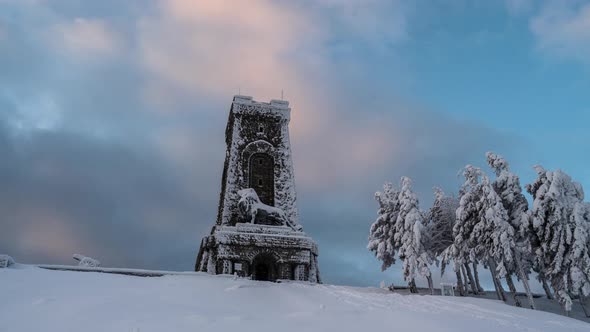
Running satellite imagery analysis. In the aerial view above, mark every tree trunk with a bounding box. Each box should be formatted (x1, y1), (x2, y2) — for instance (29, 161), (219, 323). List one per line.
(514, 250), (536, 309)
(472, 261), (484, 293)
(464, 263), (479, 295)
(491, 269), (503, 300)
(497, 278), (507, 302)
(540, 275), (554, 300)
(409, 278), (418, 294)
(455, 269), (465, 296)
(427, 275), (434, 295)
(506, 274), (522, 307)
(460, 265), (470, 294)
(489, 259), (507, 302)
(579, 294), (590, 318)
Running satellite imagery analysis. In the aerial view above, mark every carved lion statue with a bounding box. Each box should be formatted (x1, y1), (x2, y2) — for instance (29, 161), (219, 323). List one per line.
(237, 188), (302, 231)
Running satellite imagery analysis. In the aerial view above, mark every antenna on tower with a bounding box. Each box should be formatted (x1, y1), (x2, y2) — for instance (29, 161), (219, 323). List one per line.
(239, 87), (241, 96)
(281, 89), (284, 100)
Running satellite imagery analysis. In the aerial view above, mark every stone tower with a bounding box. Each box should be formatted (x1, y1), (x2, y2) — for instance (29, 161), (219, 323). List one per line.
(195, 96), (320, 283)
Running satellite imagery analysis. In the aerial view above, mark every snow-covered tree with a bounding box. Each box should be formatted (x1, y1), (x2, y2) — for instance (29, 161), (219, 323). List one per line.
(0, 255), (15, 268)
(486, 153), (530, 249)
(481, 173), (517, 302)
(526, 166), (590, 313)
(569, 202), (590, 306)
(426, 188), (458, 258)
(525, 166), (555, 298)
(396, 177), (433, 294)
(452, 165), (517, 299)
(452, 166), (480, 268)
(486, 152), (536, 309)
(368, 183), (401, 271)
(450, 165), (486, 295)
(425, 188), (475, 293)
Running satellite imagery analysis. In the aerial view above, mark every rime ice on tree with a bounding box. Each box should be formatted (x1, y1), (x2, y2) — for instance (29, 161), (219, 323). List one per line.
(195, 96), (320, 283)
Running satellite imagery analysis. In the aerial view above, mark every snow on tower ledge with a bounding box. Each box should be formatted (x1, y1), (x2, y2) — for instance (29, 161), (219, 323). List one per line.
(195, 96), (320, 283)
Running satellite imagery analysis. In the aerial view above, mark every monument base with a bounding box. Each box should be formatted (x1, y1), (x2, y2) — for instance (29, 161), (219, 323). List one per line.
(195, 223), (320, 283)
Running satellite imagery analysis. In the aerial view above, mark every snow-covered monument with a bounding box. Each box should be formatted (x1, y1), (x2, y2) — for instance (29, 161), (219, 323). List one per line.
(195, 96), (320, 283)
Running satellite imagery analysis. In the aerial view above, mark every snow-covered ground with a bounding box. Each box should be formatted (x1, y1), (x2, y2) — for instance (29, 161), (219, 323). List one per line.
(1, 265), (588, 332)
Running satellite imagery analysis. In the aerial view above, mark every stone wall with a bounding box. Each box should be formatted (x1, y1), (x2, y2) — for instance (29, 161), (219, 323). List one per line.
(216, 96), (298, 227)
(195, 223), (319, 282)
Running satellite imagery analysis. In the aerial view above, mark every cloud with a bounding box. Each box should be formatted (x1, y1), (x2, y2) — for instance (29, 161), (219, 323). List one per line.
(0, 23), (5, 42)
(0, 0), (521, 288)
(313, 0), (408, 46)
(138, 0), (324, 102)
(505, 0), (534, 16)
(49, 18), (121, 58)
(530, 1), (590, 63)
(0, 114), (216, 269)
(135, 0), (419, 192)
(137, 0), (411, 105)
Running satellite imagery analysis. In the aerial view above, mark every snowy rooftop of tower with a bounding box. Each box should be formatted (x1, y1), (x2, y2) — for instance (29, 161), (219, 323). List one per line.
(233, 95), (290, 110)
(230, 95), (291, 121)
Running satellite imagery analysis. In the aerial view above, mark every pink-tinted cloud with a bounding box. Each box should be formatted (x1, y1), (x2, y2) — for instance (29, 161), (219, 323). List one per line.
(136, 0), (413, 191)
(293, 117), (402, 190)
(17, 209), (97, 262)
(138, 0), (324, 102)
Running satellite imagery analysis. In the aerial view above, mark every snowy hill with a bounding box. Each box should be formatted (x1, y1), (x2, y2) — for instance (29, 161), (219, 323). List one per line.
(1, 265), (588, 332)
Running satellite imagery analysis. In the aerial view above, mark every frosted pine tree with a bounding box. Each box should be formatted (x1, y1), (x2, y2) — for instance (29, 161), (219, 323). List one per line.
(525, 166), (555, 298)
(527, 166), (590, 314)
(486, 152), (536, 309)
(397, 177), (433, 294)
(451, 166), (485, 295)
(570, 202), (590, 309)
(368, 183), (401, 271)
(426, 188), (471, 292)
(431, 191), (485, 295)
(427, 188), (458, 258)
(452, 166), (481, 269)
(479, 172), (517, 302)
(453, 165), (515, 299)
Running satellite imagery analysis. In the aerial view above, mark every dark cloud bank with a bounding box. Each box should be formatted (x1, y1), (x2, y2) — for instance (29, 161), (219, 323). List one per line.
(0, 96), (518, 287)
(0, 0), (525, 288)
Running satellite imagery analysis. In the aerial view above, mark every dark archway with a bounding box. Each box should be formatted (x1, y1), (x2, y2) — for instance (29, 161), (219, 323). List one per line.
(249, 153), (274, 206)
(251, 253), (278, 281)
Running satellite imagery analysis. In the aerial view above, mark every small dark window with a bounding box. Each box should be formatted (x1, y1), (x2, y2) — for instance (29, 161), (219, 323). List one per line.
(249, 153), (274, 206)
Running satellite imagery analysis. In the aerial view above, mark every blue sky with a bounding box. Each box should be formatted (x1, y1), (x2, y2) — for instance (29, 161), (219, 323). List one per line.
(1, 0), (589, 288)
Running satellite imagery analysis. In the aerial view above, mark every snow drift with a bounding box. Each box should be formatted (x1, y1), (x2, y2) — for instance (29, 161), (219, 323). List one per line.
(0, 265), (588, 332)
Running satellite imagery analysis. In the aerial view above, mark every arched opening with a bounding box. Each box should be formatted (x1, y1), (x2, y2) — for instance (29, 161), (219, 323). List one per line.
(251, 253), (278, 281)
(255, 263), (270, 281)
(249, 153), (274, 206)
